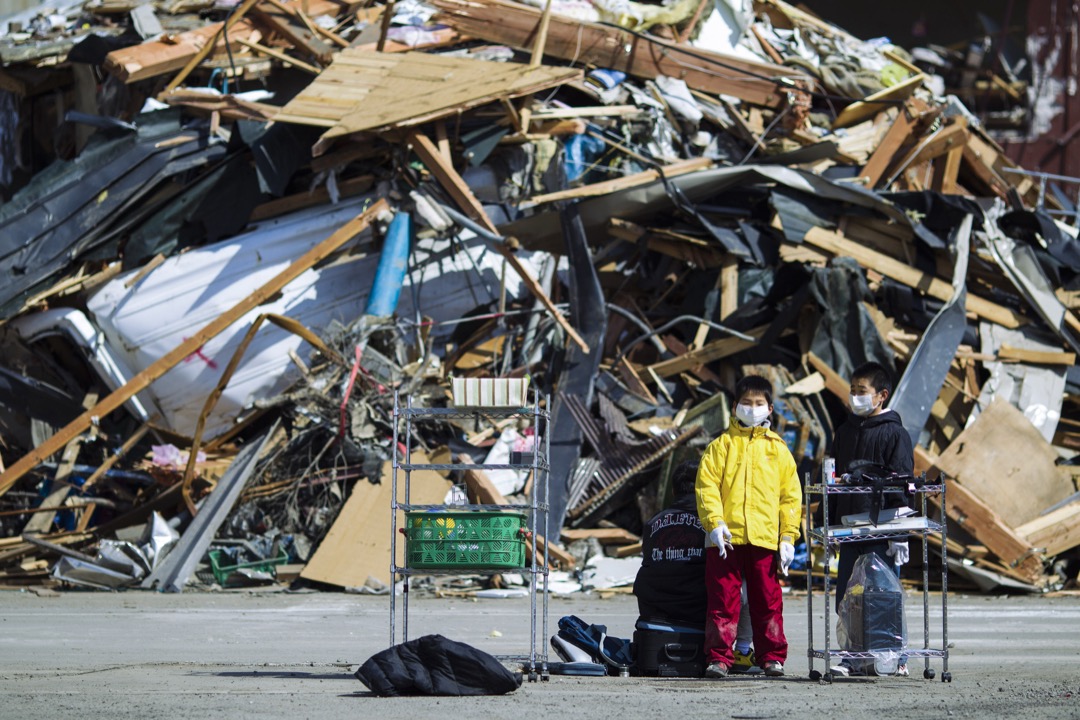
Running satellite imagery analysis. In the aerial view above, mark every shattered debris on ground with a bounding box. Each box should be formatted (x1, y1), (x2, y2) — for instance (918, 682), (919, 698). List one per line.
(1, 0), (1080, 597)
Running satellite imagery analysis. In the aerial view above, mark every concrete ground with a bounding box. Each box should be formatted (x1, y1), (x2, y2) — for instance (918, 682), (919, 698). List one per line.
(1, 588), (1078, 720)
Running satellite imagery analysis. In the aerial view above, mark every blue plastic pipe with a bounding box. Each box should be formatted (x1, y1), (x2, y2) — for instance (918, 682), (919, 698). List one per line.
(365, 211), (411, 317)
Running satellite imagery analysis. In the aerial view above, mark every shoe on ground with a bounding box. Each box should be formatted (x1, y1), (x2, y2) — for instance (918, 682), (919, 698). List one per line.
(895, 664), (909, 677)
(829, 663), (850, 677)
(763, 661), (784, 677)
(705, 663), (729, 678)
(730, 648), (757, 674)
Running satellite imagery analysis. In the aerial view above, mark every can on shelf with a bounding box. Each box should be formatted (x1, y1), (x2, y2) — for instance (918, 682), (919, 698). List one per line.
(822, 457), (836, 485)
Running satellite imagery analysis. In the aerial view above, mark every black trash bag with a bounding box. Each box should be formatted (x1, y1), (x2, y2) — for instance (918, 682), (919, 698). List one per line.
(355, 634), (522, 696)
(836, 553), (907, 676)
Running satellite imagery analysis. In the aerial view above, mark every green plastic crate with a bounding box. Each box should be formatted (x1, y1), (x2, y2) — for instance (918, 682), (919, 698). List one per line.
(207, 548), (288, 585)
(404, 511), (527, 570)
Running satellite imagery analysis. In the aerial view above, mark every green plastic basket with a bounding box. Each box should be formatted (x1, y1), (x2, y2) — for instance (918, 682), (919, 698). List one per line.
(207, 548), (288, 585)
(404, 511), (527, 570)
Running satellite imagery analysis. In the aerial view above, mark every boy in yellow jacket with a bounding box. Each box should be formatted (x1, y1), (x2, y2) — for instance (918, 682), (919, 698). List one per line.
(696, 375), (802, 678)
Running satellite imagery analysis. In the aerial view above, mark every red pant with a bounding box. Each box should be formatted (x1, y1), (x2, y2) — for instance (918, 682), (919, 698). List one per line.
(704, 544), (787, 667)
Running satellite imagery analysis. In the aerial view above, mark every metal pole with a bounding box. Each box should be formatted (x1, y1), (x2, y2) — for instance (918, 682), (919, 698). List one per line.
(390, 389), (399, 648)
(822, 486), (832, 676)
(941, 481), (950, 677)
(542, 392), (551, 679)
(805, 472), (815, 678)
(403, 392), (414, 643)
(528, 388), (539, 680)
(921, 487), (931, 674)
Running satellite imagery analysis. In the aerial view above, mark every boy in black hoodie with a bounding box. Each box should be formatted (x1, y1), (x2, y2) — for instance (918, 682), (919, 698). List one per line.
(828, 362), (914, 674)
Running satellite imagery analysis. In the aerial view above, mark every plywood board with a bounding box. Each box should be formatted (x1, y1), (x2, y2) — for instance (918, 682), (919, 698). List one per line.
(934, 399), (1073, 528)
(273, 48), (579, 148)
(299, 453), (451, 588)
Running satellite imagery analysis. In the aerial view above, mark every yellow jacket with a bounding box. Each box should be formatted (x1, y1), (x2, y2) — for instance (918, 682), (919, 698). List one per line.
(695, 418), (802, 550)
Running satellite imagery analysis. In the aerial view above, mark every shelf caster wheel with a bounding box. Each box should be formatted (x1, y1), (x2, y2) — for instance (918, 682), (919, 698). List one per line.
(823, 673), (834, 683)
(923, 668), (936, 680)
(528, 672), (538, 683)
(942, 672), (952, 683)
(809, 670), (822, 681)
(542, 673), (550, 682)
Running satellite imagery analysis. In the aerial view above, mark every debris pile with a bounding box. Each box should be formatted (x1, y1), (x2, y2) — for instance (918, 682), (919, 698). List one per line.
(1, 0), (1079, 595)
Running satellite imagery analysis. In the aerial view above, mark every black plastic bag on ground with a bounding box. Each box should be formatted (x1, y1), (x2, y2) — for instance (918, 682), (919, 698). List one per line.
(355, 634), (522, 696)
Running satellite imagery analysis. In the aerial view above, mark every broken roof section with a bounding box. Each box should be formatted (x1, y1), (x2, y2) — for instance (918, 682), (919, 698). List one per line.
(273, 49), (582, 153)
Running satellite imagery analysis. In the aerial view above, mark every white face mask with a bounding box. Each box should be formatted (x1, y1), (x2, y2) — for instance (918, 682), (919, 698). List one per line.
(735, 404), (770, 427)
(850, 393), (878, 417)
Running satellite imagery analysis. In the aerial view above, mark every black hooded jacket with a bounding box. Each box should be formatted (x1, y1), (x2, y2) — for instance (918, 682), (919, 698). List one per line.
(826, 409), (914, 526)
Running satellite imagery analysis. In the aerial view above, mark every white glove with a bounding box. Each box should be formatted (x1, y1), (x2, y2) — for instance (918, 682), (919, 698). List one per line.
(708, 524), (733, 558)
(887, 540), (910, 566)
(778, 541), (795, 576)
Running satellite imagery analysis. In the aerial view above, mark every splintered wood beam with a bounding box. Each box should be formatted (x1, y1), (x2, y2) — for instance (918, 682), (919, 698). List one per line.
(407, 130), (589, 353)
(931, 146), (964, 194)
(859, 102), (923, 187)
(643, 325), (768, 379)
(0, 200), (390, 500)
(806, 351), (849, 400)
(161, 0), (261, 94)
(1015, 501), (1080, 557)
(719, 253), (738, 320)
(529, 157), (712, 205)
(832, 73), (925, 129)
(430, 0), (796, 108)
(235, 37), (321, 74)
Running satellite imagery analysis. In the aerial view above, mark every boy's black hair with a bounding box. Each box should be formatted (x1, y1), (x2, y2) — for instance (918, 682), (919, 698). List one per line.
(851, 361), (893, 395)
(671, 460), (699, 498)
(734, 375), (773, 406)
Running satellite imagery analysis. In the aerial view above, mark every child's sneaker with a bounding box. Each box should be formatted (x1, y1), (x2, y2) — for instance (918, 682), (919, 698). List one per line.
(895, 664), (909, 677)
(730, 648), (757, 674)
(763, 661), (784, 677)
(705, 662), (729, 678)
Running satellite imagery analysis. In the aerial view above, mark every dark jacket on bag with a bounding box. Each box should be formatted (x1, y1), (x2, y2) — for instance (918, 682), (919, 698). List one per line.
(633, 494), (706, 626)
(826, 409), (914, 526)
(355, 634), (523, 696)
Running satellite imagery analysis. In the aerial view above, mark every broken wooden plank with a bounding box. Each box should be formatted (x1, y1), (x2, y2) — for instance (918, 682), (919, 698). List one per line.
(607, 218), (726, 269)
(105, 19), (257, 83)
(859, 101), (925, 187)
(162, 0), (263, 94)
(407, 129), (589, 354)
(832, 73), (926, 129)
(249, 174), (374, 221)
(643, 325), (768, 380)
(235, 37), (321, 74)
(806, 351), (849, 400)
(998, 344), (1076, 365)
(1015, 501), (1080, 558)
(251, 1), (334, 66)
(560, 527), (640, 545)
(529, 157), (712, 205)
(799, 225), (1027, 329)
(0, 200), (389, 500)
(431, 0), (803, 109)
